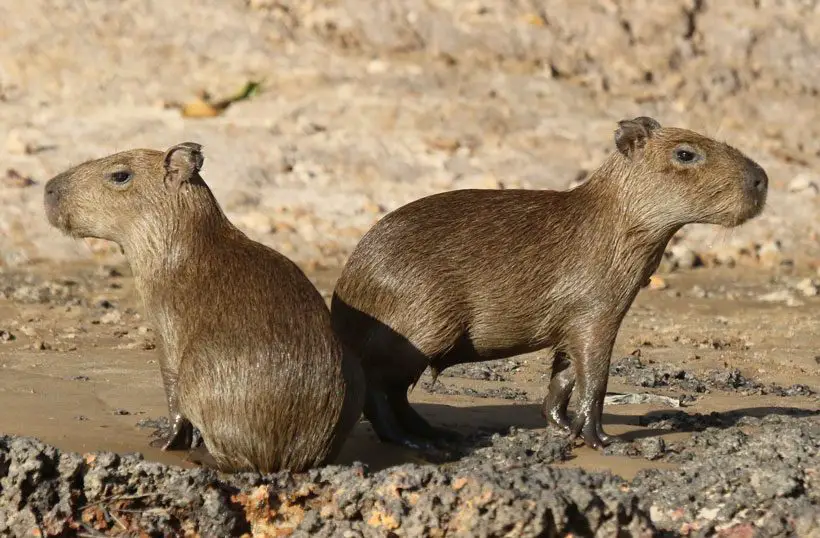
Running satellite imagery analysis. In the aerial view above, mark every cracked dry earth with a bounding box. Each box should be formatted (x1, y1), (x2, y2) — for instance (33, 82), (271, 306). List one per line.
(1, 0), (820, 536)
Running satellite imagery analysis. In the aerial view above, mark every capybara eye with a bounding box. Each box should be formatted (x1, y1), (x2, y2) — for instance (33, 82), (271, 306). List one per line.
(673, 148), (701, 164)
(109, 171), (132, 185)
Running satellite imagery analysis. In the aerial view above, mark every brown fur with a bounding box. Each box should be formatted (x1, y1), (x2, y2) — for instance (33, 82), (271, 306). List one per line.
(330, 117), (768, 450)
(43, 142), (364, 473)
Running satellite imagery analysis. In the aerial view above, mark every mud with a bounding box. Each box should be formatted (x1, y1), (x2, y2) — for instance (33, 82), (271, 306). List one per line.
(2, 262), (819, 536)
(611, 353), (818, 399)
(0, 431), (649, 537)
(1, 415), (819, 536)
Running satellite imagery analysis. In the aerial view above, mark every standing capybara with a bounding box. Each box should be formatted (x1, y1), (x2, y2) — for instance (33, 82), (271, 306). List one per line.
(331, 117), (768, 450)
(44, 142), (364, 472)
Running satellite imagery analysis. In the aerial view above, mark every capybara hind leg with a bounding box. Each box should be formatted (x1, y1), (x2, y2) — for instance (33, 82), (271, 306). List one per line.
(387, 385), (463, 444)
(542, 351), (575, 434)
(364, 384), (437, 450)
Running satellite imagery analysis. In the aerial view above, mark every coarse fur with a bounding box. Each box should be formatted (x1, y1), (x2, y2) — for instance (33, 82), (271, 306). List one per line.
(331, 117), (768, 450)
(43, 143), (364, 473)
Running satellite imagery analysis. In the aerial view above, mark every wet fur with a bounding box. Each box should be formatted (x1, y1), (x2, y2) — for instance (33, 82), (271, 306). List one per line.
(331, 117), (768, 450)
(44, 144), (364, 473)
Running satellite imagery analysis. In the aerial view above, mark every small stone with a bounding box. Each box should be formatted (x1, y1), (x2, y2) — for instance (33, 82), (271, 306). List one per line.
(648, 275), (668, 290)
(637, 437), (665, 460)
(366, 59), (390, 74)
(100, 310), (122, 324)
(31, 340), (51, 351)
(71, 375), (91, 381)
(0, 330), (14, 343)
(19, 326), (38, 337)
(794, 278), (819, 297)
(113, 409), (130, 416)
(236, 211), (274, 234)
(711, 246), (740, 268)
(758, 289), (804, 306)
(5, 131), (28, 154)
(690, 285), (708, 299)
(96, 265), (124, 278)
(668, 245), (701, 270)
(697, 506), (720, 521)
(787, 173), (819, 195)
(757, 240), (782, 267)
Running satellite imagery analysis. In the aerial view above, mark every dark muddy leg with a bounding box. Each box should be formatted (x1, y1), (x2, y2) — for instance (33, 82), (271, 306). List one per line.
(154, 365), (203, 450)
(542, 351), (575, 434)
(596, 420), (615, 445)
(387, 384), (463, 445)
(569, 337), (616, 449)
(150, 414), (203, 451)
(364, 382), (438, 451)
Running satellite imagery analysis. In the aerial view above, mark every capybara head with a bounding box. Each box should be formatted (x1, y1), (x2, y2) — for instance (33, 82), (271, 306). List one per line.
(603, 116), (768, 228)
(44, 142), (211, 244)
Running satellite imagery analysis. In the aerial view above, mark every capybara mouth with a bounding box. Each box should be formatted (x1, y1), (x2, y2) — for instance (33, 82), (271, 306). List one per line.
(722, 196), (767, 228)
(45, 206), (74, 236)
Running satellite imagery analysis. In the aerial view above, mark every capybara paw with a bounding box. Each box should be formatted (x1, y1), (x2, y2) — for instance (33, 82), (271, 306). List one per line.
(571, 417), (610, 450)
(596, 427), (616, 445)
(189, 426), (204, 449)
(149, 415), (197, 451)
(543, 407), (573, 435)
(385, 432), (448, 454)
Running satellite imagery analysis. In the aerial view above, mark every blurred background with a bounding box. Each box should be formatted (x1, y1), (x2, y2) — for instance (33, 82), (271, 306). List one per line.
(1, 0), (818, 271)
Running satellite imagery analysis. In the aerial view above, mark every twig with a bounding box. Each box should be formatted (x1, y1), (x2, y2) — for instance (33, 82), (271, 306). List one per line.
(78, 523), (109, 538)
(79, 492), (156, 510)
(107, 508), (129, 531)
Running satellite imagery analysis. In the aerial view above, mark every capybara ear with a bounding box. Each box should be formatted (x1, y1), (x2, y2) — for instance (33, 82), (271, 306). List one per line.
(163, 142), (204, 188)
(614, 117), (661, 158)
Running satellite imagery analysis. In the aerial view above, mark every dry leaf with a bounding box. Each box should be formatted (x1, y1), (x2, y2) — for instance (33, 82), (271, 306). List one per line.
(523, 13), (547, 26)
(180, 81), (263, 118)
(181, 98), (221, 118)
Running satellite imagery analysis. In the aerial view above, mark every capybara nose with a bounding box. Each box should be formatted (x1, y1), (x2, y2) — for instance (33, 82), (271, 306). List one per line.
(745, 160), (768, 195)
(44, 177), (63, 207)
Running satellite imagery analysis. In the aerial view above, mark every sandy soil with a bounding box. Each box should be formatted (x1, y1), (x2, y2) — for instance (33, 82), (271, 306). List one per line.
(1, 0), (819, 536)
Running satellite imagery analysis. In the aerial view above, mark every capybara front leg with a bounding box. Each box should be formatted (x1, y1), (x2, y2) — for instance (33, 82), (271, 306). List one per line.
(568, 336), (616, 449)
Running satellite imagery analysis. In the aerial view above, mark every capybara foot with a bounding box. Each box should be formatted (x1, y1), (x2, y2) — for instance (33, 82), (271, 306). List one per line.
(571, 415), (612, 450)
(543, 405), (573, 435)
(385, 431), (444, 452)
(390, 398), (463, 445)
(365, 388), (439, 451)
(149, 415), (202, 451)
(596, 422), (616, 445)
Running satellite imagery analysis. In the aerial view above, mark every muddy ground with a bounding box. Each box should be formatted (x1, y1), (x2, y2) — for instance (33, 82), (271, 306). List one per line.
(1, 263), (818, 536)
(1, 0), (820, 537)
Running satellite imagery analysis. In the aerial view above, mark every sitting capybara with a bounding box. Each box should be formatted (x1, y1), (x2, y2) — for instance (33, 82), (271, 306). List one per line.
(44, 142), (364, 472)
